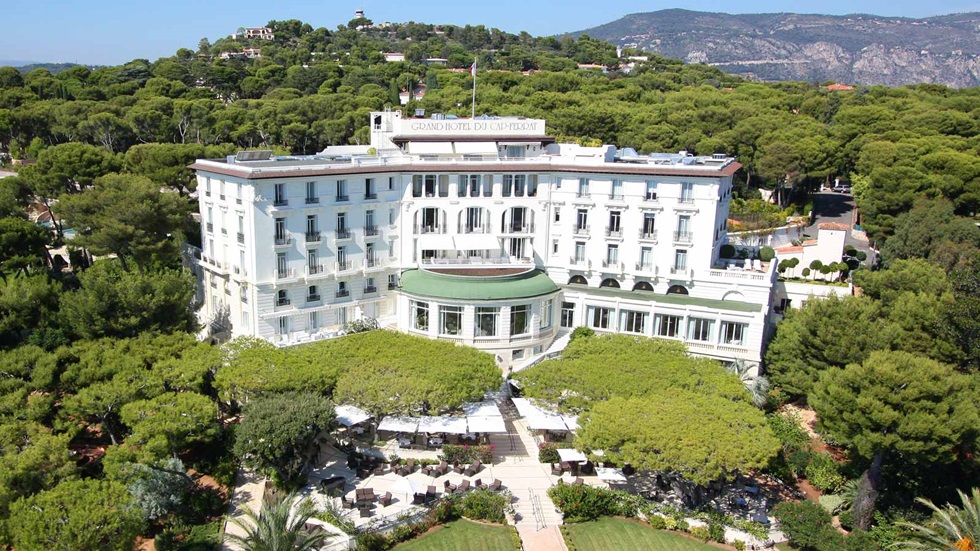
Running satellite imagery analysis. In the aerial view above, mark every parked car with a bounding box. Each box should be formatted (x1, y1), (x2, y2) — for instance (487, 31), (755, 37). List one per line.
(833, 183), (851, 193)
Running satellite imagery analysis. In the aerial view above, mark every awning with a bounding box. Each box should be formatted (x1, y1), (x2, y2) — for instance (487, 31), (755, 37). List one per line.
(561, 415), (580, 431)
(596, 467), (628, 483)
(417, 416), (468, 434)
(335, 405), (372, 427)
(454, 141), (499, 155)
(512, 398), (570, 431)
(377, 416), (419, 433)
(417, 234), (456, 250)
(467, 415), (507, 433)
(462, 401), (502, 417)
(557, 449), (588, 464)
(453, 234), (500, 250)
(408, 142), (454, 155)
(392, 476), (426, 496)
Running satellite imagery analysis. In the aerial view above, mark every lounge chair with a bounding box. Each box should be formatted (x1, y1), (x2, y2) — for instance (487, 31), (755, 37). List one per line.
(444, 480), (457, 492)
(464, 460), (482, 476)
(455, 479), (470, 493)
(359, 507), (372, 518)
(436, 461), (449, 476)
(453, 463), (465, 474)
(373, 465), (386, 476)
(412, 493), (426, 504)
(426, 485), (437, 502)
(474, 479), (484, 489)
(342, 497), (355, 509)
(398, 466), (410, 476)
(379, 491), (393, 506)
(405, 459), (416, 472)
(421, 464), (434, 476)
(489, 479), (502, 492)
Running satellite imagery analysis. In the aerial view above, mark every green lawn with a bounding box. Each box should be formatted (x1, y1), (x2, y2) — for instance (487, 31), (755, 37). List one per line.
(394, 519), (516, 551)
(562, 517), (719, 551)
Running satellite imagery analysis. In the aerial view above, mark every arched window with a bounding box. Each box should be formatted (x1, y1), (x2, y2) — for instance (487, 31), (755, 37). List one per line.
(276, 289), (289, 306)
(666, 285), (689, 295)
(568, 275), (588, 285)
(632, 281), (654, 292)
(600, 278), (620, 289)
(308, 285), (319, 300)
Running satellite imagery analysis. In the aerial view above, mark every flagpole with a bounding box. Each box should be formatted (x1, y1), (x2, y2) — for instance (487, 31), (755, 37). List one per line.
(471, 57), (477, 119)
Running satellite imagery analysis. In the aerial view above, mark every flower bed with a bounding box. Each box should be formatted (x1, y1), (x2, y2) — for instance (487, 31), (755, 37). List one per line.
(440, 444), (493, 464)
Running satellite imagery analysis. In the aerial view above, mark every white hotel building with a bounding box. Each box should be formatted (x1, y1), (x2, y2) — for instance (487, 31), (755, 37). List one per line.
(189, 111), (777, 372)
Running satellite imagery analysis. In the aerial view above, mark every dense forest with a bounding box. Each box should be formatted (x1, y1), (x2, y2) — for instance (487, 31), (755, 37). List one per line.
(0, 15), (978, 550)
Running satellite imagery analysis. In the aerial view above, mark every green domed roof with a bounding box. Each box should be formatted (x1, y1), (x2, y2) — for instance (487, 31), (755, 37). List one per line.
(399, 268), (559, 301)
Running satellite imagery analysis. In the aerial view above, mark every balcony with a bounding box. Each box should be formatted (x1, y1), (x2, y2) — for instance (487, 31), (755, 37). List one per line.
(305, 231), (322, 243)
(638, 229), (658, 242)
(576, 191), (591, 198)
(635, 262), (656, 273)
(232, 265), (248, 278)
(274, 268), (296, 280)
(364, 257), (383, 270)
(220, 227), (227, 235)
(273, 198), (288, 207)
(364, 225), (379, 237)
(459, 223), (490, 234)
(336, 260), (358, 273)
(364, 193), (377, 200)
(236, 197), (242, 205)
(573, 225), (590, 236)
(335, 228), (352, 240)
(364, 285), (378, 294)
(206, 222), (213, 233)
(274, 235), (292, 247)
(387, 281), (398, 290)
(219, 194), (225, 201)
(601, 259), (622, 271)
(414, 225), (446, 235)
(336, 289), (350, 299)
(604, 226), (623, 239)
(305, 196), (319, 205)
(679, 195), (694, 205)
(569, 256), (589, 268)
(670, 265), (689, 275)
(505, 222), (535, 234)
(420, 255), (531, 268)
(204, 190), (211, 197)
(237, 232), (245, 244)
(307, 294), (321, 302)
(644, 193), (659, 202)
(673, 231), (694, 244)
(335, 194), (349, 202)
(608, 193), (625, 201)
(306, 264), (324, 276)
(276, 298), (291, 307)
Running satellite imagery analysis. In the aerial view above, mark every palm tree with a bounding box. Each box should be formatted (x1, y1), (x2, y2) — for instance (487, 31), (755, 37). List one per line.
(224, 492), (328, 551)
(891, 487), (980, 551)
(726, 359), (771, 408)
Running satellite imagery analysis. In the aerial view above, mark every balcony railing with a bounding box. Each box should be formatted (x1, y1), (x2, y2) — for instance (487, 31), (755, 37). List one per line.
(276, 298), (291, 307)
(206, 222), (213, 233)
(576, 191), (590, 198)
(237, 232), (245, 244)
(459, 223), (490, 234)
(364, 225), (379, 237)
(274, 268), (296, 280)
(273, 198), (288, 207)
(305, 231), (321, 243)
(638, 229), (658, 241)
(609, 193), (624, 200)
(336, 260), (358, 273)
(644, 193), (658, 202)
(601, 259), (621, 270)
(365, 257), (380, 269)
(335, 228), (351, 240)
(507, 222), (534, 234)
(414, 225), (445, 234)
(569, 256), (589, 267)
(307, 294), (321, 302)
(673, 231), (694, 244)
(274, 235), (291, 246)
(336, 289), (350, 298)
(306, 264), (324, 276)
(335, 194), (349, 202)
(420, 255), (531, 267)
(670, 265), (688, 275)
(364, 285), (378, 294)
(679, 195), (694, 204)
(305, 196), (319, 205)
(573, 225), (590, 236)
(605, 226), (623, 238)
(388, 281), (398, 290)
(365, 192), (377, 200)
(635, 262), (655, 272)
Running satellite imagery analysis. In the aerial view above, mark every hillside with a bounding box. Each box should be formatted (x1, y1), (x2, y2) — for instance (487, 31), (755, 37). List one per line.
(573, 9), (980, 87)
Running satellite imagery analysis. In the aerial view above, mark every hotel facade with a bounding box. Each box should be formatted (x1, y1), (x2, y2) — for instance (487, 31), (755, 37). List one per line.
(189, 111), (777, 372)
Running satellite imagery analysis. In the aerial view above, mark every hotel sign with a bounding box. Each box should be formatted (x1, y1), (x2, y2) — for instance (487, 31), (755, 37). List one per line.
(400, 119), (546, 136)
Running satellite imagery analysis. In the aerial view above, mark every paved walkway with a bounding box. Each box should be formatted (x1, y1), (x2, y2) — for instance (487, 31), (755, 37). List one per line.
(221, 470), (265, 551)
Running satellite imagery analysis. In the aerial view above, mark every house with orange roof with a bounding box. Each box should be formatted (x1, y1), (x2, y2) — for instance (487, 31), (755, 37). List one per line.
(826, 83), (855, 91)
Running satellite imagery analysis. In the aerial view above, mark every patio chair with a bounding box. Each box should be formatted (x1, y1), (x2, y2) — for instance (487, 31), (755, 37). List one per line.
(551, 463), (563, 476)
(379, 492), (393, 506)
(342, 497), (355, 509)
(372, 465), (386, 476)
(489, 479), (502, 492)
(397, 466), (410, 477)
(474, 479), (484, 489)
(455, 480), (470, 493)
(573, 477), (584, 486)
(421, 464), (434, 476)
(412, 493), (426, 505)
(437, 461), (449, 476)
(453, 463), (465, 474)
(464, 460), (482, 477)
(356, 469), (369, 479)
(359, 507), (372, 518)
(444, 480), (457, 492)
(406, 459), (416, 473)
(426, 486), (437, 502)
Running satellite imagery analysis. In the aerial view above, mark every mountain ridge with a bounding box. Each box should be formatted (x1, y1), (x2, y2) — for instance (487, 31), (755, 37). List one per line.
(572, 10), (980, 87)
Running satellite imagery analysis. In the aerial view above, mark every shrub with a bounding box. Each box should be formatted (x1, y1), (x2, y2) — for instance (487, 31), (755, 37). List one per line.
(548, 483), (621, 522)
(538, 442), (560, 464)
(648, 514), (666, 529)
(733, 540), (747, 551)
(690, 525), (711, 541)
(459, 490), (508, 524)
(428, 495), (461, 524)
(768, 412), (810, 451)
(343, 317), (378, 334)
(802, 268), (812, 278)
(708, 522), (725, 543)
(676, 518), (689, 532)
(509, 526), (522, 550)
(569, 326), (595, 342)
(788, 449), (813, 476)
(805, 453), (844, 492)
(773, 500), (832, 550)
(819, 494), (845, 515)
(759, 246), (775, 262)
(440, 444), (493, 464)
(663, 516), (678, 530)
(720, 244), (736, 258)
(354, 531), (392, 551)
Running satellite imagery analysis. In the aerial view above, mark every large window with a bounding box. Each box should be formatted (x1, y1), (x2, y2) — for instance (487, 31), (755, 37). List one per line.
(587, 306), (612, 329)
(510, 304), (530, 336)
(540, 299), (553, 329)
(610, 179), (623, 200)
(688, 317), (714, 342)
(621, 310), (647, 334)
(721, 321), (747, 345)
(576, 209), (589, 231)
(577, 178), (590, 198)
(475, 307), (499, 337)
(305, 181), (318, 204)
(560, 302), (575, 328)
(645, 181), (658, 201)
(680, 182), (694, 203)
(655, 314), (681, 338)
(439, 305), (463, 336)
(674, 249), (688, 272)
(411, 300), (429, 331)
(574, 242), (586, 263)
(336, 180), (348, 201)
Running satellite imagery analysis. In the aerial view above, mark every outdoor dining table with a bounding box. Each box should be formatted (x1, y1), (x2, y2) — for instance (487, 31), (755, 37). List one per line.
(351, 426), (366, 435)
(428, 436), (444, 446)
(397, 436), (412, 447)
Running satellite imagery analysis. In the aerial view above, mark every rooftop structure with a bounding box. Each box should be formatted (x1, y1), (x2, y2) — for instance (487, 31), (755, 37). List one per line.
(190, 111), (771, 372)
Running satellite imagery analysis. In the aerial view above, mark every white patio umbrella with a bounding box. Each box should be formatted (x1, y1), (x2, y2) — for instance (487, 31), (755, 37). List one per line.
(392, 476), (426, 500)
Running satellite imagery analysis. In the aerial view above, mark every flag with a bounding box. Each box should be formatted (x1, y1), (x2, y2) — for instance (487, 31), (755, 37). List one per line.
(470, 61), (477, 77)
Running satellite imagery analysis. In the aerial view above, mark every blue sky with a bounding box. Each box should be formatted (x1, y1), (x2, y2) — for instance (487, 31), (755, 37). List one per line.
(4, 0), (978, 65)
